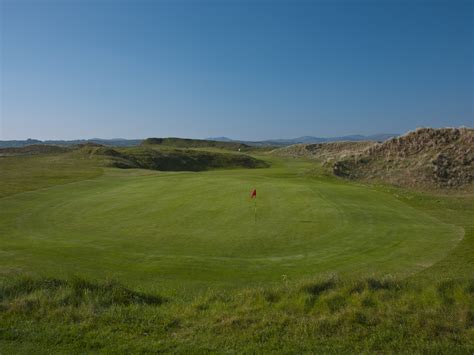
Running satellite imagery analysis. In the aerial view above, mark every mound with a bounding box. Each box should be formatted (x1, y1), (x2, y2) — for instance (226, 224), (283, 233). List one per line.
(271, 141), (375, 162)
(0, 144), (70, 156)
(333, 127), (473, 189)
(83, 146), (268, 171)
(142, 137), (249, 151)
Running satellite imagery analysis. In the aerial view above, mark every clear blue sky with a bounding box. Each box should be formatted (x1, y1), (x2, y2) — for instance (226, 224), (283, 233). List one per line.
(1, 0), (473, 140)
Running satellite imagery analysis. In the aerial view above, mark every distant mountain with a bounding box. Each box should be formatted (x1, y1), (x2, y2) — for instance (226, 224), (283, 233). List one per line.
(206, 136), (234, 142)
(207, 134), (399, 146)
(0, 138), (43, 148)
(0, 138), (143, 148)
(1, 134), (399, 149)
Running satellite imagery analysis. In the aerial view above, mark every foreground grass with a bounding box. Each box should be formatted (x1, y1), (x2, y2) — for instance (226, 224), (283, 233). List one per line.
(1, 275), (472, 353)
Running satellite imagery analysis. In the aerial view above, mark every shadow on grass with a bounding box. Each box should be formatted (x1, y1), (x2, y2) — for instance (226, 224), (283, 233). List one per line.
(0, 276), (165, 309)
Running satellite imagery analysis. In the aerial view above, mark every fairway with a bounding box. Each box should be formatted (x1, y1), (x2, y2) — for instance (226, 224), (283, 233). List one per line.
(0, 158), (462, 290)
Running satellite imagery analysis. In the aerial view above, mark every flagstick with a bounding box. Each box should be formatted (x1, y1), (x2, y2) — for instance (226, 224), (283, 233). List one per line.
(254, 198), (257, 223)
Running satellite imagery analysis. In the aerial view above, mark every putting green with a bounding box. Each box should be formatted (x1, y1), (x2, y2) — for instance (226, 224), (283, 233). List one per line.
(0, 158), (462, 289)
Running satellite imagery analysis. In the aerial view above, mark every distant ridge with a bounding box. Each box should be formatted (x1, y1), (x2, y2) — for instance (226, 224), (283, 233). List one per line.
(1, 134), (398, 149)
(0, 138), (143, 149)
(206, 136), (234, 142)
(207, 133), (399, 146)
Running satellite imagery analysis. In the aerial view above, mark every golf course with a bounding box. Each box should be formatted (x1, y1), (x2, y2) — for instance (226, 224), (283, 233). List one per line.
(2, 0), (473, 351)
(0, 147), (473, 352)
(0, 157), (463, 288)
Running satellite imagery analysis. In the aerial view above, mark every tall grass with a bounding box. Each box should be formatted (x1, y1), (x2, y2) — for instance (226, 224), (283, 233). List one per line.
(1, 275), (472, 352)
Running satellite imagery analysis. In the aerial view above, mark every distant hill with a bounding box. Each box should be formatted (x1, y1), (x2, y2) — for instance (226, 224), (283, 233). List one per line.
(333, 127), (473, 189)
(206, 136), (234, 142)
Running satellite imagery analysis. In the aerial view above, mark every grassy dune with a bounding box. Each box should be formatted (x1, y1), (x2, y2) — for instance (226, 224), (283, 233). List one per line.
(0, 151), (472, 352)
(80, 145), (268, 171)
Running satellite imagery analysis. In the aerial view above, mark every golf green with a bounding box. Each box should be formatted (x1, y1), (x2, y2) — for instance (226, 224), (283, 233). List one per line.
(0, 158), (462, 289)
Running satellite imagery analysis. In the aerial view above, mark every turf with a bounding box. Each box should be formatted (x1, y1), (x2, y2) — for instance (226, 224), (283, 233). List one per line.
(0, 158), (462, 290)
(0, 153), (103, 199)
(0, 152), (472, 352)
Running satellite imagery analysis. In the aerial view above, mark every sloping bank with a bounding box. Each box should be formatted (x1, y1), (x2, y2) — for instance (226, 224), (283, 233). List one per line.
(80, 145), (269, 171)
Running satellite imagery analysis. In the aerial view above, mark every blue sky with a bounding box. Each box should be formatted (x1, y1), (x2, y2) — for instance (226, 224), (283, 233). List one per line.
(1, 0), (473, 140)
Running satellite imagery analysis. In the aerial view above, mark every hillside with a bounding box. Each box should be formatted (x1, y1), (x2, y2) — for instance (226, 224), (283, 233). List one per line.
(81, 145), (268, 171)
(142, 137), (250, 150)
(333, 127), (473, 189)
(0, 144), (71, 156)
(270, 141), (375, 163)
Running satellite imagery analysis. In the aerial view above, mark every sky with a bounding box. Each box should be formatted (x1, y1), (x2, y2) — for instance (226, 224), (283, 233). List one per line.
(0, 0), (473, 141)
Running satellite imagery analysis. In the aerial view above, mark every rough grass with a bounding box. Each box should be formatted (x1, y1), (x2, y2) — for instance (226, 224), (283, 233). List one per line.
(270, 141), (375, 162)
(142, 137), (250, 151)
(0, 144), (71, 156)
(333, 127), (474, 190)
(81, 145), (268, 171)
(0, 275), (472, 353)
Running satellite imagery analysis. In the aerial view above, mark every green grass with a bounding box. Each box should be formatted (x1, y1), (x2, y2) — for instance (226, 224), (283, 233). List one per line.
(80, 144), (268, 171)
(0, 153), (103, 199)
(0, 157), (462, 289)
(0, 152), (473, 352)
(142, 137), (250, 151)
(1, 275), (472, 353)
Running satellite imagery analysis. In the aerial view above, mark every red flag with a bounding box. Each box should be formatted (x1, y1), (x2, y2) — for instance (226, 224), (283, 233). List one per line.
(251, 189), (257, 199)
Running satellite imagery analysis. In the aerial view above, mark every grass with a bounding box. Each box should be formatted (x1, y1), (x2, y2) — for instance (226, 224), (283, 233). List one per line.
(142, 137), (247, 148)
(0, 152), (103, 199)
(0, 157), (462, 289)
(0, 150), (473, 352)
(1, 275), (472, 353)
(80, 144), (268, 171)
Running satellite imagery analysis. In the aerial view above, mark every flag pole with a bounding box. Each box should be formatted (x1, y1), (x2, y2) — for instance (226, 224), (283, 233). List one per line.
(254, 197), (257, 222)
(251, 188), (257, 222)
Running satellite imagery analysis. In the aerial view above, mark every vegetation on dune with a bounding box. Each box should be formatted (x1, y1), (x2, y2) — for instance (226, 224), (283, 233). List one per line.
(0, 144), (71, 156)
(80, 145), (268, 171)
(270, 140), (375, 163)
(272, 127), (473, 191)
(333, 127), (474, 190)
(142, 137), (250, 151)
